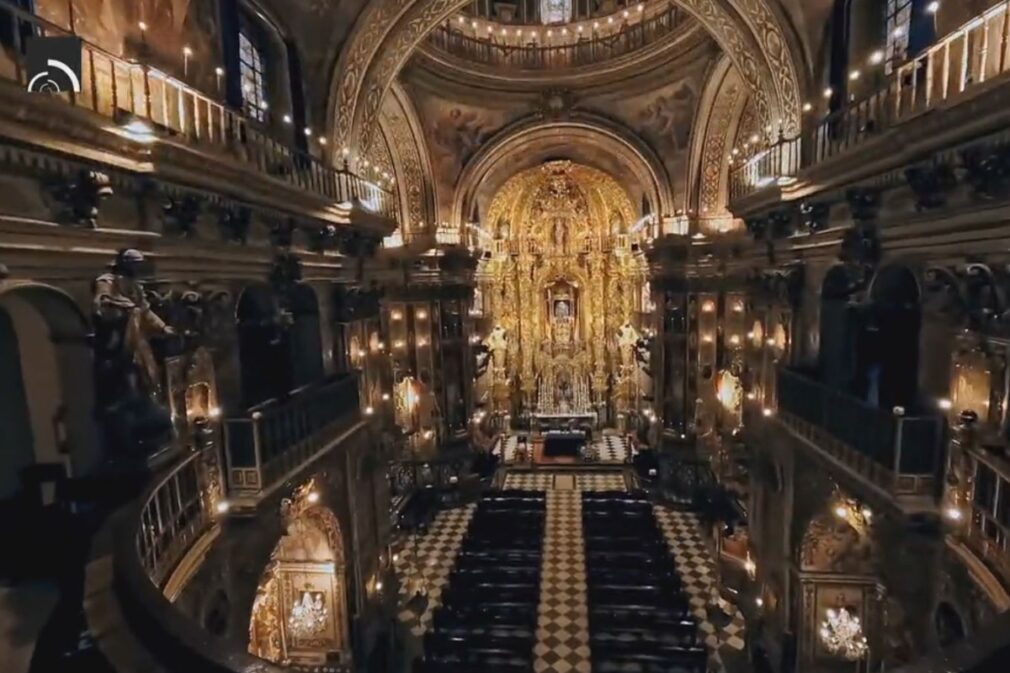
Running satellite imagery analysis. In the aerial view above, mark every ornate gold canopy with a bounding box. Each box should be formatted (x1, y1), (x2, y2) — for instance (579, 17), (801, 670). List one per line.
(477, 161), (649, 423)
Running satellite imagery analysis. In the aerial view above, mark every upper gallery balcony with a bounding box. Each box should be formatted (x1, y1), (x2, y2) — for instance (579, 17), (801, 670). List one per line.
(0, 3), (397, 231)
(774, 367), (944, 505)
(419, 1), (692, 77)
(729, 2), (1010, 213)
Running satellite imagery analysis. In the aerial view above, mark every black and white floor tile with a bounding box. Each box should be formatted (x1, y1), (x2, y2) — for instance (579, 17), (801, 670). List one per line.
(495, 434), (633, 465)
(503, 471), (627, 492)
(654, 507), (747, 671)
(392, 504), (476, 637)
(535, 490), (591, 673)
(592, 434), (633, 463)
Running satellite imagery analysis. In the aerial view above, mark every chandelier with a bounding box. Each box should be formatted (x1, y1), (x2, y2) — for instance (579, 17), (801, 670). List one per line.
(287, 590), (328, 639)
(819, 607), (868, 660)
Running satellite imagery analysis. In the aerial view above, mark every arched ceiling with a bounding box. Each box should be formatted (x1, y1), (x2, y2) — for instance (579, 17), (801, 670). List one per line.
(454, 113), (674, 228)
(328, 0), (806, 156)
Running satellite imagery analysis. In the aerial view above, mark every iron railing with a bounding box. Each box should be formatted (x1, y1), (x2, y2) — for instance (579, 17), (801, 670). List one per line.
(135, 452), (209, 588)
(426, 5), (684, 70)
(966, 454), (1010, 587)
(0, 1), (396, 221)
(224, 375), (361, 505)
(776, 368), (943, 496)
(730, 2), (1010, 202)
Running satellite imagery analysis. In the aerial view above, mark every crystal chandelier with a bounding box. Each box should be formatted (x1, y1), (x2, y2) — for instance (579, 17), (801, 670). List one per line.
(820, 607), (868, 660)
(287, 590), (328, 639)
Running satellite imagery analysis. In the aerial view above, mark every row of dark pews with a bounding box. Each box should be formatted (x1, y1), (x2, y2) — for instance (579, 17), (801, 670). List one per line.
(582, 491), (708, 673)
(414, 490), (547, 673)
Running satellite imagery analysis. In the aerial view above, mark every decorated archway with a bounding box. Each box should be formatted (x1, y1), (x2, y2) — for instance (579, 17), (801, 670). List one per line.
(329, 0), (805, 156)
(453, 112), (675, 227)
(249, 480), (350, 666)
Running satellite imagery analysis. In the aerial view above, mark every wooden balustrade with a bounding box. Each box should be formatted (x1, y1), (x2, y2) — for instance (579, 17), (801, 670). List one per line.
(775, 367), (942, 497)
(224, 375), (362, 508)
(730, 2), (1010, 203)
(426, 5), (684, 70)
(0, 1), (396, 221)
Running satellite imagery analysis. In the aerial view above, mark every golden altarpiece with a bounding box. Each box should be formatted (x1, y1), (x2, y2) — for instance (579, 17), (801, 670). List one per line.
(476, 161), (650, 426)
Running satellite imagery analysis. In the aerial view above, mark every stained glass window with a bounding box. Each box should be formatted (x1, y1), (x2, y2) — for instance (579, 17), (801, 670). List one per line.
(239, 30), (267, 122)
(541, 0), (571, 25)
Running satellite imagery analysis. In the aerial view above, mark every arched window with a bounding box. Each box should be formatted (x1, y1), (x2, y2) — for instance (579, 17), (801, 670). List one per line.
(540, 0), (571, 24)
(239, 26), (267, 122)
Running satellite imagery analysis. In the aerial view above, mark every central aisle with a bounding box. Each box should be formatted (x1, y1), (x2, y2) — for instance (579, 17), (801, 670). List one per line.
(535, 487), (590, 673)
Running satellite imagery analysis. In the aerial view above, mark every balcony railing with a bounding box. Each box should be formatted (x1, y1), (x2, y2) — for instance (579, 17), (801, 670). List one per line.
(135, 452), (209, 589)
(965, 452), (1010, 588)
(730, 2), (1010, 202)
(775, 368), (943, 497)
(224, 375), (361, 507)
(426, 5), (684, 70)
(0, 1), (396, 222)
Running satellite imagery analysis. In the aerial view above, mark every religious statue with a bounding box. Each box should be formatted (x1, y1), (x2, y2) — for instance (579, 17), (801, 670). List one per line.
(92, 249), (176, 456)
(484, 324), (508, 369)
(609, 210), (624, 236)
(552, 298), (574, 344)
(552, 216), (567, 252)
(616, 322), (641, 368)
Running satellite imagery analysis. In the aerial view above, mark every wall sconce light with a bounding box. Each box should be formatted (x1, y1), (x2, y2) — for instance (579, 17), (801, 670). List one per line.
(762, 408), (773, 417)
(215, 500), (230, 515)
(729, 335), (741, 346)
(364, 406), (374, 415)
(944, 506), (964, 521)
(702, 334), (713, 343)
(208, 406), (222, 419)
(417, 310), (428, 320)
(382, 393), (391, 401)
(307, 491), (320, 504)
(702, 300), (715, 313)
(391, 310), (403, 321)
(938, 398), (953, 410)
(766, 338), (776, 347)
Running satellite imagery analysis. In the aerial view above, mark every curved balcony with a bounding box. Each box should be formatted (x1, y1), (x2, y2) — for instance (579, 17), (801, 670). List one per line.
(424, 5), (686, 71)
(100, 375), (369, 672)
(0, 3), (397, 225)
(729, 2), (1010, 208)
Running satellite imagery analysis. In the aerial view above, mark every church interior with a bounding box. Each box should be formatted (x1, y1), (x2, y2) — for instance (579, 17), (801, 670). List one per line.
(2, 1), (1010, 672)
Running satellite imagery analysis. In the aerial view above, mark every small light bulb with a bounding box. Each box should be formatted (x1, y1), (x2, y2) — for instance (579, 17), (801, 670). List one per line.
(216, 500), (230, 514)
(823, 87), (834, 99)
(138, 21), (148, 31)
(307, 491), (320, 504)
(926, 1), (940, 14)
(183, 46), (193, 56)
(364, 406), (374, 415)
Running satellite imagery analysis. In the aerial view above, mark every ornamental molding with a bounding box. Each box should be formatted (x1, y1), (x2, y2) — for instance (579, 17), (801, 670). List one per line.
(329, 0), (803, 155)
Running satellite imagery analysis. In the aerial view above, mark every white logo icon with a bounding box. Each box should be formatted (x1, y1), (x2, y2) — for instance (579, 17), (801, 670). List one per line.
(27, 58), (82, 93)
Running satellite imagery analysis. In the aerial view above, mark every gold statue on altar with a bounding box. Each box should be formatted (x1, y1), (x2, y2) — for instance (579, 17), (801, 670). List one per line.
(474, 161), (650, 423)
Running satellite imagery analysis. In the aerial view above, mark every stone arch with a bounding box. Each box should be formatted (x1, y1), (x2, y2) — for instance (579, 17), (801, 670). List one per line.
(687, 54), (749, 225)
(249, 502), (350, 664)
(288, 284), (325, 389)
(453, 113), (674, 229)
(329, 0), (805, 155)
(377, 81), (439, 233)
(866, 264), (922, 410)
(0, 281), (98, 499)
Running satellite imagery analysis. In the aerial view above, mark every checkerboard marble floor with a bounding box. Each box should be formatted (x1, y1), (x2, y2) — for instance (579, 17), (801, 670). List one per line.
(496, 434), (633, 465)
(535, 490), (591, 673)
(654, 507), (748, 672)
(392, 503), (476, 637)
(504, 471), (627, 492)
